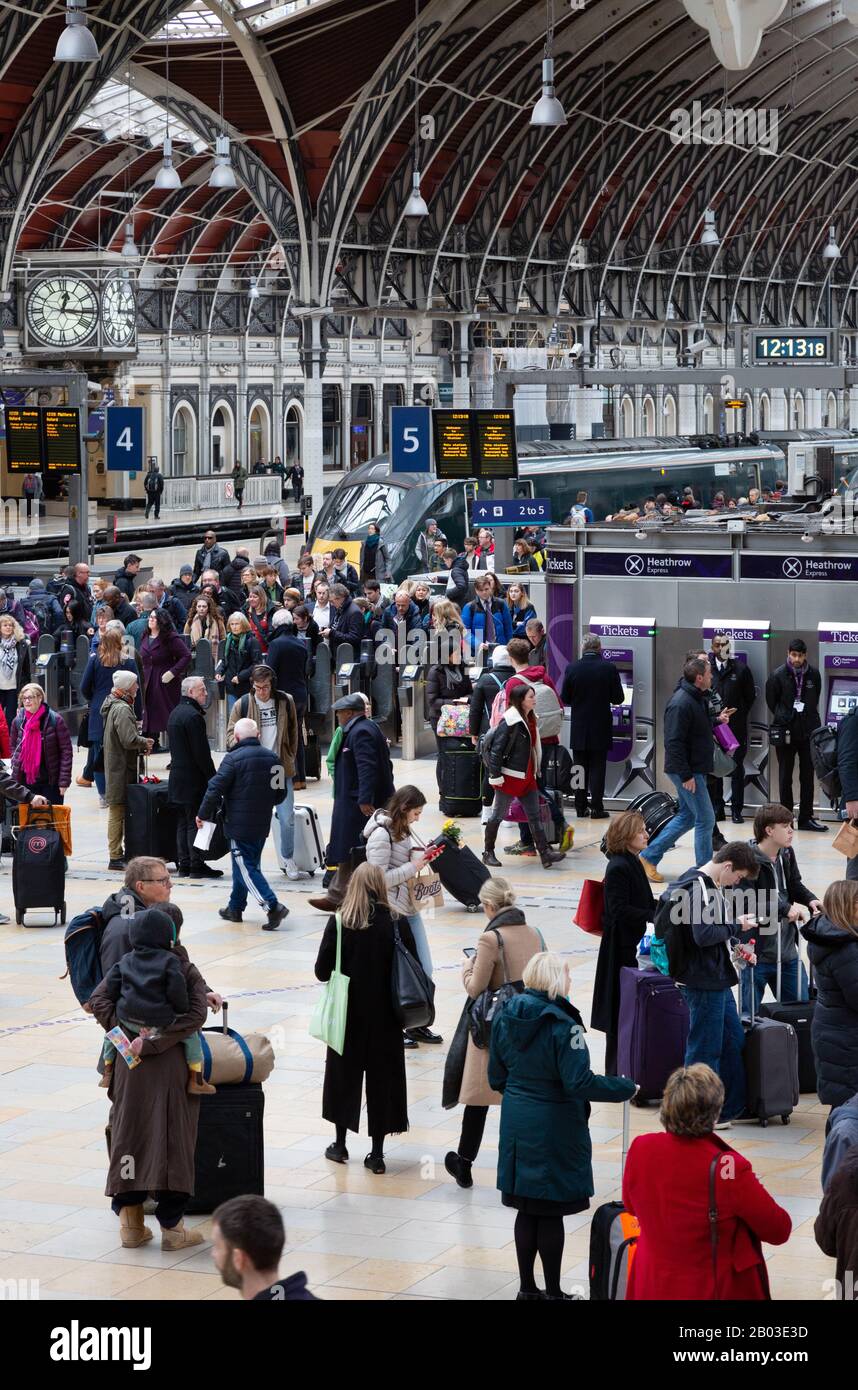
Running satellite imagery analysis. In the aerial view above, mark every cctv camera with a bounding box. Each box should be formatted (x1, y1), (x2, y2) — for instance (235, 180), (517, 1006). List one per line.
(568, 343), (584, 361)
(687, 339), (709, 357)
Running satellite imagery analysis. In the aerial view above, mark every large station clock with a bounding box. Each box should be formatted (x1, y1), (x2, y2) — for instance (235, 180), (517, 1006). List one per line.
(25, 274), (99, 349)
(102, 273), (137, 348)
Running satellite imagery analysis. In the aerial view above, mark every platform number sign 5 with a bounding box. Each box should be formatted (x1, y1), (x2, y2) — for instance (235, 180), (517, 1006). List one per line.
(390, 406), (432, 473)
(106, 407), (144, 473)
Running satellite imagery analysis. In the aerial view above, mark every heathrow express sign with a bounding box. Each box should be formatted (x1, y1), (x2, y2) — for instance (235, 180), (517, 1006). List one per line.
(740, 554), (858, 582)
(584, 551), (733, 580)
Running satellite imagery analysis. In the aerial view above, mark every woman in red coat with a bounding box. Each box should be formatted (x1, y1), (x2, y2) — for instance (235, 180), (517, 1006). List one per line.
(623, 1064), (791, 1300)
(139, 609), (191, 746)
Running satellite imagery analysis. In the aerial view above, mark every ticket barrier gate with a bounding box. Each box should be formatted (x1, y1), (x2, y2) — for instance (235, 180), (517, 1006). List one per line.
(334, 643), (362, 702)
(398, 663), (435, 761)
(34, 648), (71, 709)
(190, 638), (220, 747)
(701, 619), (771, 812)
(817, 620), (858, 817)
(586, 617), (657, 808)
(307, 640), (333, 743)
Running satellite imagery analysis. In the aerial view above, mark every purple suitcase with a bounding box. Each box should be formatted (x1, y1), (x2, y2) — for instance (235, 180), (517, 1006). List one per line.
(616, 967), (690, 1103)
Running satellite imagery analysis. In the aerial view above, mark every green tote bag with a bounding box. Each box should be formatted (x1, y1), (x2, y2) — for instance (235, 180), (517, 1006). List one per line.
(309, 912), (349, 1054)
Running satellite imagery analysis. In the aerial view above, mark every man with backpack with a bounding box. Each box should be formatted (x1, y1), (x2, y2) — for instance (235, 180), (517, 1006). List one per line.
(561, 633), (625, 820)
(653, 842), (760, 1126)
(144, 464), (164, 520)
(20, 579), (63, 643)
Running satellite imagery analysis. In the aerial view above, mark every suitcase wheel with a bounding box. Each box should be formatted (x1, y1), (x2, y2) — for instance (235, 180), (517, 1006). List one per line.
(466, 903), (481, 914)
(15, 911), (22, 925)
(631, 1093), (649, 1108)
(781, 1114), (790, 1125)
(760, 1118), (769, 1128)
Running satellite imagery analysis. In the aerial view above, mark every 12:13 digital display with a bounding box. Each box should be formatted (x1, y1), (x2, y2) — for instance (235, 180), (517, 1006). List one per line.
(754, 334), (829, 360)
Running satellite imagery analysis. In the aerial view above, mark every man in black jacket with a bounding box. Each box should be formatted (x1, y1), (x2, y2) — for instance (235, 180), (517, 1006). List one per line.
(657, 842), (759, 1125)
(197, 717), (288, 931)
(707, 634), (756, 825)
(169, 565), (200, 616)
(167, 678), (222, 880)
(443, 547), (469, 608)
(113, 555), (141, 601)
(144, 466), (164, 519)
(221, 549), (252, 598)
(561, 634), (624, 818)
(192, 529), (231, 581)
(59, 562), (93, 616)
(838, 706), (858, 881)
(328, 584), (365, 655)
(741, 803), (821, 1013)
(331, 548), (360, 595)
(640, 657), (718, 883)
(468, 645), (514, 737)
(765, 637), (826, 831)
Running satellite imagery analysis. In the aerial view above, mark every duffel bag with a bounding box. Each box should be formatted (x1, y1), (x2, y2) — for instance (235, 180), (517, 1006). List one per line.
(200, 1003), (275, 1085)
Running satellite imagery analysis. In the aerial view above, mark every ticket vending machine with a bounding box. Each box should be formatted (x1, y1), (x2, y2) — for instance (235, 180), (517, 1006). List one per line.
(701, 619), (771, 812)
(587, 617), (656, 807)
(817, 623), (858, 816)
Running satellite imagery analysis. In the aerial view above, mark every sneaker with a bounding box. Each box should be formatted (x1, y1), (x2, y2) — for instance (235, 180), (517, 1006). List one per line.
(713, 1119), (732, 1131)
(640, 858), (664, 884)
(284, 859), (311, 881)
(560, 825), (576, 852)
(218, 907), (243, 923)
(325, 1141), (349, 1164)
(503, 843), (537, 856)
(99, 797), (108, 809)
(264, 902), (289, 932)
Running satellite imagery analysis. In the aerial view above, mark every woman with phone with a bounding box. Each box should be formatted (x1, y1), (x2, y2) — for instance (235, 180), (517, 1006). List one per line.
(445, 877), (544, 1189)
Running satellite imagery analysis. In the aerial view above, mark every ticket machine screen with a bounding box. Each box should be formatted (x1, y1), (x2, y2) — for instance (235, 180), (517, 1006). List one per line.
(829, 678), (858, 723)
(611, 682), (634, 735)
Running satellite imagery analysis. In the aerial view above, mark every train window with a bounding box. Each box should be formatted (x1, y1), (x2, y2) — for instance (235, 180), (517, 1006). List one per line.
(320, 482), (404, 533)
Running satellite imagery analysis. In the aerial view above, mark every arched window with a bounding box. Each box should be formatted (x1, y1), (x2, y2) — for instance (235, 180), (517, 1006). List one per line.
(825, 391), (838, 429)
(248, 400), (271, 466)
(350, 383), (374, 468)
(703, 393), (715, 433)
(743, 394), (753, 429)
(284, 401), (303, 467)
(759, 393), (770, 430)
(662, 395), (677, 435)
(171, 404), (196, 477)
(793, 393), (805, 431)
(642, 395), (656, 435)
(621, 395), (634, 437)
(382, 383), (404, 451)
(210, 400), (234, 475)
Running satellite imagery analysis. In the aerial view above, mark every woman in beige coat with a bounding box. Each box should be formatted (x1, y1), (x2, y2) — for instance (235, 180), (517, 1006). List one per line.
(445, 877), (544, 1188)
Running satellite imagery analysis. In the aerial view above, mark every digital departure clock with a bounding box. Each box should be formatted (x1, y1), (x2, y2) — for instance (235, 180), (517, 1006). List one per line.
(751, 329), (835, 364)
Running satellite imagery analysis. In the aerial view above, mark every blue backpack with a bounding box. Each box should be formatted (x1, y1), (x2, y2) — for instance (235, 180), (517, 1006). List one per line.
(61, 907), (106, 1005)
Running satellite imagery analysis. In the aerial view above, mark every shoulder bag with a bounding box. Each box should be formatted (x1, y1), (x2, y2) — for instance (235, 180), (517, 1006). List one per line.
(309, 912), (350, 1054)
(468, 927), (524, 1049)
(391, 919), (435, 1029)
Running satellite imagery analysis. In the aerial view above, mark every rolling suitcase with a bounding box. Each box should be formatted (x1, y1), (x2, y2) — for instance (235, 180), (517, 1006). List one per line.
(125, 781), (179, 864)
(274, 803), (324, 875)
(627, 791), (679, 841)
(616, 967), (690, 1103)
(743, 966), (799, 1126)
(589, 1099), (640, 1300)
(11, 813), (66, 926)
(304, 728), (322, 780)
(186, 1002), (266, 1214)
(438, 736), (483, 817)
(434, 839), (490, 912)
(757, 928), (817, 1093)
(543, 744), (575, 797)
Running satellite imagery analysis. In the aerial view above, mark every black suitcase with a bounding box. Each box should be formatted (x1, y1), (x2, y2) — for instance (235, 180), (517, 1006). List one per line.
(12, 819), (66, 925)
(627, 791), (679, 841)
(186, 1082), (265, 1214)
(305, 729), (322, 780)
(743, 968), (799, 1126)
(434, 839), (490, 911)
(438, 736), (483, 817)
(125, 781), (179, 864)
(543, 744), (575, 797)
(758, 936), (817, 1093)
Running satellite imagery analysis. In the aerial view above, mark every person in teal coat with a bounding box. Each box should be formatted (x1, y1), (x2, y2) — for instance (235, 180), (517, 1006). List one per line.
(488, 951), (635, 1301)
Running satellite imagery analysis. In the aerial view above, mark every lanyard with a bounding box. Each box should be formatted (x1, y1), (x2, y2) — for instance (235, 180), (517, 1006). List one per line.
(793, 666), (806, 701)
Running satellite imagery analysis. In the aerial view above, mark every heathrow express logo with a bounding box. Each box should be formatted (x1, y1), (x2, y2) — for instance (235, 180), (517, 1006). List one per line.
(782, 557), (803, 578)
(625, 555), (645, 576)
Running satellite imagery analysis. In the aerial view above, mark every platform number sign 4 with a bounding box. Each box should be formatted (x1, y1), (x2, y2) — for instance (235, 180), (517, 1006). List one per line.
(391, 405), (432, 473)
(106, 407), (144, 473)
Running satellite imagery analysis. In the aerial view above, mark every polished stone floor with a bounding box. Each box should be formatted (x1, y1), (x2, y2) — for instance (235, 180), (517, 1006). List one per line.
(0, 741), (839, 1302)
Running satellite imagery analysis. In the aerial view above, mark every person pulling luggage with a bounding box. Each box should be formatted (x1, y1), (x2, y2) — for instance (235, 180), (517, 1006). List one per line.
(482, 684), (566, 870)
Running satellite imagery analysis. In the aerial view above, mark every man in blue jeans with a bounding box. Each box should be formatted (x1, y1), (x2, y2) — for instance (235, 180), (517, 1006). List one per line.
(660, 842), (760, 1125)
(641, 657), (718, 884)
(740, 802), (821, 1015)
(198, 717), (289, 932)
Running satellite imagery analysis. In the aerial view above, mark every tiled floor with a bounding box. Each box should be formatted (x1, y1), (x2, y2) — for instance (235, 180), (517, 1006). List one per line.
(0, 747), (838, 1301)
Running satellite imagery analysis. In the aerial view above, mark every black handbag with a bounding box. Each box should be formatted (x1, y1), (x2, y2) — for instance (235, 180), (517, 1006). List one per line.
(77, 709), (90, 749)
(199, 811), (228, 862)
(468, 928), (524, 1049)
(390, 920), (436, 1029)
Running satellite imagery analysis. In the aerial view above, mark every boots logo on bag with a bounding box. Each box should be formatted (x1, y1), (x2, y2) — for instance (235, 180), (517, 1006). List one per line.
(27, 836), (47, 854)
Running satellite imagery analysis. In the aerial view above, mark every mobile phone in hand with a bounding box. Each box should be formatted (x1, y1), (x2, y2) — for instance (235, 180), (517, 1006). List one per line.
(462, 947), (477, 958)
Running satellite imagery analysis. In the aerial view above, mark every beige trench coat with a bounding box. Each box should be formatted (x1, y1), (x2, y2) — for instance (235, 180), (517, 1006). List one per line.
(458, 908), (544, 1107)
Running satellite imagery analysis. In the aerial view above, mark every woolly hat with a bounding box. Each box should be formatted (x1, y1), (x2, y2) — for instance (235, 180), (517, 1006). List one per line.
(112, 670), (137, 690)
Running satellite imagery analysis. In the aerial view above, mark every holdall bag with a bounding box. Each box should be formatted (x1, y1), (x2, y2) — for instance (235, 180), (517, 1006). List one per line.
(712, 740), (737, 777)
(309, 913), (350, 1054)
(390, 920), (436, 1029)
(543, 743), (575, 796)
(809, 721), (843, 802)
(468, 927), (524, 1049)
(589, 1099), (640, 1300)
(574, 879), (605, 936)
(432, 837), (490, 911)
(17, 802), (72, 856)
(200, 1003), (275, 1085)
(504, 794), (552, 830)
(436, 703), (472, 737)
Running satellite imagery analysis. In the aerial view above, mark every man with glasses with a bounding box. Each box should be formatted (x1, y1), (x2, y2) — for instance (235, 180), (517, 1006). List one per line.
(192, 529), (231, 582)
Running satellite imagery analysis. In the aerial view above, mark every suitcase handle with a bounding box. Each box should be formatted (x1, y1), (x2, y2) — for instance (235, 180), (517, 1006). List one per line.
(221, 1000), (228, 1034)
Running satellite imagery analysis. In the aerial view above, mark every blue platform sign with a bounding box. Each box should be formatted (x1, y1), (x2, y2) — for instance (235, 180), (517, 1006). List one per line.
(471, 498), (550, 527)
(390, 405), (431, 473)
(106, 406), (144, 472)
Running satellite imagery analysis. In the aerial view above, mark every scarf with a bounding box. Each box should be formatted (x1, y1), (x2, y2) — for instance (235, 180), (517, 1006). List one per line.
(446, 664), (464, 687)
(365, 533), (379, 550)
(0, 637), (17, 679)
(20, 702), (47, 784)
(326, 724), (344, 794)
(111, 687), (136, 707)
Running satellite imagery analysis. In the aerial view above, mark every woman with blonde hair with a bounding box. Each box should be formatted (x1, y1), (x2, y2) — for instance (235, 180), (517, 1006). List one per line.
(0, 614), (30, 730)
(184, 592), (226, 658)
(489, 950), (635, 1300)
(506, 582), (538, 638)
(803, 880), (858, 1107)
(591, 811), (654, 1073)
(314, 862), (418, 1173)
(430, 598), (463, 635)
(444, 877), (544, 1189)
(10, 682), (72, 804)
(622, 1064), (791, 1299)
(215, 610), (262, 709)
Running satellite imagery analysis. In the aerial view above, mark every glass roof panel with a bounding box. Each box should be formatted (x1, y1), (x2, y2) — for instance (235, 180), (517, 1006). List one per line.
(74, 79), (204, 147)
(154, 1), (324, 40)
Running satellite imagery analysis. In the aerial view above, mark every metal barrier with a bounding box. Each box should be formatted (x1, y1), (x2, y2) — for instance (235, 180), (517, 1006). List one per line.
(162, 476), (281, 512)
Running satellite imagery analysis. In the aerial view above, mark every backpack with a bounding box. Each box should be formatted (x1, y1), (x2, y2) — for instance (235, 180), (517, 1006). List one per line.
(652, 878), (702, 982)
(809, 720), (845, 803)
(479, 719), (507, 771)
(21, 609), (39, 645)
(61, 907), (106, 1005)
(487, 675), (508, 728)
(521, 677), (564, 740)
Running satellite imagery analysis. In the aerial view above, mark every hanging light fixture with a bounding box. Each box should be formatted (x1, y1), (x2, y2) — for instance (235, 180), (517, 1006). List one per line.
(121, 219), (138, 258)
(210, 21), (238, 190)
(248, 276), (260, 300)
(404, 0), (428, 221)
(701, 207), (720, 247)
(154, 18), (181, 191)
(54, 0), (100, 63)
(823, 225), (841, 260)
(531, 0), (567, 128)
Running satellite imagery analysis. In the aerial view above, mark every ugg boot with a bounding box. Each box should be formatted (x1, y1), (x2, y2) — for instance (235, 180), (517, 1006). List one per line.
(531, 822), (566, 869)
(482, 820), (501, 867)
(187, 1070), (216, 1096)
(119, 1204), (153, 1248)
(99, 1063), (113, 1090)
(160, 1221), (205, 1251)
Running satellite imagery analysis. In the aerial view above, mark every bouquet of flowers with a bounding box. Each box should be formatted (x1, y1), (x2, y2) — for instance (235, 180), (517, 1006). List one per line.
(430, 819), (462, 853)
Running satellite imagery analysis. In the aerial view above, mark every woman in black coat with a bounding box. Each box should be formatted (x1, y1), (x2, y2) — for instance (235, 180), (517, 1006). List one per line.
(315, 865), (416, 1172)
(591, 811), (654, 1075)
(803, 881), (858, 1107)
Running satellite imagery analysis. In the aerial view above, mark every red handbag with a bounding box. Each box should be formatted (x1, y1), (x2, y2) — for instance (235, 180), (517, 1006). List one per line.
(574, 878), (605, 935)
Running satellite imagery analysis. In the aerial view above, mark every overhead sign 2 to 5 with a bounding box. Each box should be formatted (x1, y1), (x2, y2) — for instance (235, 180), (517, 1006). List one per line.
(106, 407), (144, 472)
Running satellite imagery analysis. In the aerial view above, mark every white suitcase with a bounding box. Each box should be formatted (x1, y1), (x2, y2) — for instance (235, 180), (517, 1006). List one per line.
(274, 803), (325, 875)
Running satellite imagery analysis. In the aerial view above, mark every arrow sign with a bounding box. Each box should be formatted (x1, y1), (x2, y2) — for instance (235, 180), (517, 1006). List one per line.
(470, 498), (550, 527)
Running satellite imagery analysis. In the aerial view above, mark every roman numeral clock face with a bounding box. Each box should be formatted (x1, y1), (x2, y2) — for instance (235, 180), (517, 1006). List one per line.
(102, 276), (136, 347)
(26, 276), (98, 348)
